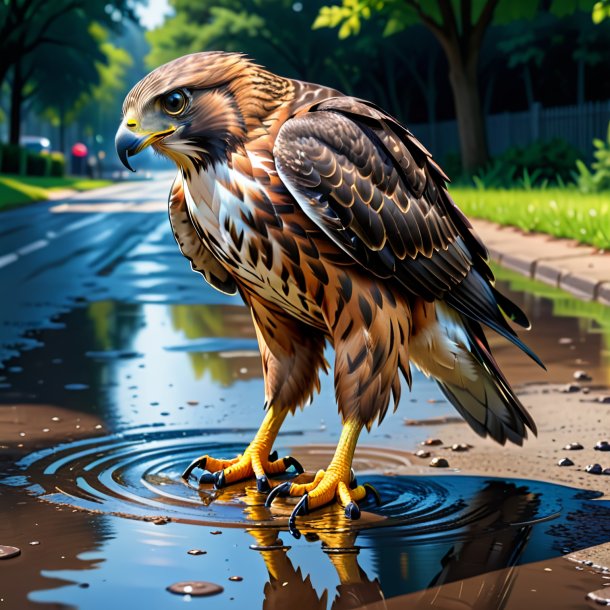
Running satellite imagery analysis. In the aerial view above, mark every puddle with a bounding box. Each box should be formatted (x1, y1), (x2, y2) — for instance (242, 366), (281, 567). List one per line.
(1, 208), (610, 608)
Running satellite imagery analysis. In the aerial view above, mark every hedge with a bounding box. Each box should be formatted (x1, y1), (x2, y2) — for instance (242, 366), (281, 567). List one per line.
(0, 144), (65, 177)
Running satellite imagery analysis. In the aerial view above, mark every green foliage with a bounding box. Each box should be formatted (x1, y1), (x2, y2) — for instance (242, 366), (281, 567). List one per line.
(1, 144), (27, 175)
(593, 0), (610, 22)
(314, 0), (562, 40)
(26, 152), (52, 177)
(469, 139), (581, 189)
(451, 186), (610, 248)
(49, 153), (66, 178)
(575, 122), (610, 192)
(0, 145), (65, 178)
(313, 0), (375, 38)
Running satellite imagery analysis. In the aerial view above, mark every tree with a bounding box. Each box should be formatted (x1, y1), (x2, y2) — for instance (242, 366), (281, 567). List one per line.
(0, 0), (138, 144)
(33, 24), (132, 153)
(314, 0), (596, 172)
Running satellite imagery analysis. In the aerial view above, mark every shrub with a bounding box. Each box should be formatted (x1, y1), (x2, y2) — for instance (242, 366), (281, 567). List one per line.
(26, 152), (52, 177)
(446, 139), (580, 189)
(500, 139), (581, 185)
(575, 122), (610, 193)
(471, 138), (582, 189)
(1, 143), (27, 175)
(49, 152), (65, 177)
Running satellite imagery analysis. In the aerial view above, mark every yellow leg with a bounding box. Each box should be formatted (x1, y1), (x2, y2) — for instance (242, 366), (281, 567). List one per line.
(182, 405), (304, 492)
(265, 419), (380, 537)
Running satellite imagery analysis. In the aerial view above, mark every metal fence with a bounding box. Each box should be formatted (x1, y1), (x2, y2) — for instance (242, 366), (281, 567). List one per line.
(409, 100), (610, 163)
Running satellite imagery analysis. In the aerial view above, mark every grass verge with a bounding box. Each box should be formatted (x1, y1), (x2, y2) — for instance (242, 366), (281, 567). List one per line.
(449, 187), (610, 249)
(0, 174), (112, 212)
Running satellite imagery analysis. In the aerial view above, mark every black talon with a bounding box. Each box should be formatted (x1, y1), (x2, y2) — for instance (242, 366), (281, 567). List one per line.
(349, 468), (358, 489)
(344, 501), (361, 520)
(268, 450), (278, 462)
(283, 456), (304, 474)
(265, 481), (292, 507)
(198, 471), (215, 484)
(288, 495), (309, 539)
(256, 475), (271, 493)
(213, 470), (227, 489)
(182, 457), (207, 480)
(363, 483), (381, 506)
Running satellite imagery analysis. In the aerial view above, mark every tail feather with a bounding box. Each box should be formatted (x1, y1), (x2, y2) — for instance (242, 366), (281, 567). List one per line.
(445, 271), (544, 369)
(437, 316), (537, 446)
(410, 302), (537, 446)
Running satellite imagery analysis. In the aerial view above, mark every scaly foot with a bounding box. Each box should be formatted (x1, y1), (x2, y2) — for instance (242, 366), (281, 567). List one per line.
(265, 469), (380, 538)
(182, 448), (304, 492)
(182, 405), (303, 492)
(265, 418), (380, 537)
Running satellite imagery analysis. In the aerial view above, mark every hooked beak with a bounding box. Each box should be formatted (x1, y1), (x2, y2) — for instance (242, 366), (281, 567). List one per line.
(115, 121), (175, 172)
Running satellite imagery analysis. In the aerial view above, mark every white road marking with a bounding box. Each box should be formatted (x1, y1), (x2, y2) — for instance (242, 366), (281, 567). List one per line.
(18, 240), (48, 256)
(50, 202), (166, 213)
(0, 183), (168, 272)
(0, 253), (18, 269)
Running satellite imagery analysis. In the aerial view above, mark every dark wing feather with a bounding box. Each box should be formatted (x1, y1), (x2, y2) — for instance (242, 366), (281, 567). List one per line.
(168, 174), (237, 295)
(274, 99), (542, 366)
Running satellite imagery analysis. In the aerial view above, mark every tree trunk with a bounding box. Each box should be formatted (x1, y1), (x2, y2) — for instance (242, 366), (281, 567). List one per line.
(446, 51), (489, 173)
(9, 61), (24, 146)
(59, 104), (66, 154)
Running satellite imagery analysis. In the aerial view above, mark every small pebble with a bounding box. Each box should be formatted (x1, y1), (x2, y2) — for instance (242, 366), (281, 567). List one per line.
(0, 545), (20, 560)
(187, 400), (199, 406)
(558, 337), (573, 345)
(450, 443), (470, 452)
(29, 541), (40, 546)
(585, 464), (603, 475)
(597, 396), (610, 404)
(573, 370), (592, 382)
(604, 469), (610, 476)
(415, 450), (430, 458)
(228, 576), (243, 582)
(558, 458), (574, 466)
(429, 457), (449, 468)
(560, 383), (581, 394)
(166, 581), (223, 596)
(595, 441), (610, 452)
(210, 530), (222, 535)
(422, 438), (443, 446)
(187, 549), (206, 556)
(564, 442), (584, 451)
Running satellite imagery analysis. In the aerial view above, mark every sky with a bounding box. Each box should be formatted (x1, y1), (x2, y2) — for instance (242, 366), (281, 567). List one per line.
(135, 0), (172, 29)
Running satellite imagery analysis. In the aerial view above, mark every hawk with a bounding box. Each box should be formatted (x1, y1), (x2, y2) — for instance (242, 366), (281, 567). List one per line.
(116, 52), (542, 537)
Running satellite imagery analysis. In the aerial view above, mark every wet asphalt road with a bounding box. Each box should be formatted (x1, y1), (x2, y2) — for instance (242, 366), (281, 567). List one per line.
(0, 174), (182, 361)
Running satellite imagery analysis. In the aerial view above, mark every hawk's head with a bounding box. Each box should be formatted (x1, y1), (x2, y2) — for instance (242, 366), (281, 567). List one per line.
(115, 52), (290, 174)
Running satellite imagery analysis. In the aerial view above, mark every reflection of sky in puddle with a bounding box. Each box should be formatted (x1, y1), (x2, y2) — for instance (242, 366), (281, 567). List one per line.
(1, 300), (451, 445)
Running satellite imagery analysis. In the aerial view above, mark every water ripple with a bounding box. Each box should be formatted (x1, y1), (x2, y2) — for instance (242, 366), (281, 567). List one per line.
(12, 428), (565, 539)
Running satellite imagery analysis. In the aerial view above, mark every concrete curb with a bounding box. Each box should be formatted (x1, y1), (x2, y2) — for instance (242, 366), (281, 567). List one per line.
(471, 219), (610, 306)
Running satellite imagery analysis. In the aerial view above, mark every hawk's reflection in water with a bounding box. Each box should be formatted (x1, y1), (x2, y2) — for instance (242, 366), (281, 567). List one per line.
(212, 479), (541, 609)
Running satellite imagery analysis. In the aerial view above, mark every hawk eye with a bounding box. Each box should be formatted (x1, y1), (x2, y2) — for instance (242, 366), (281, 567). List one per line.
(161, 90), (187, 115)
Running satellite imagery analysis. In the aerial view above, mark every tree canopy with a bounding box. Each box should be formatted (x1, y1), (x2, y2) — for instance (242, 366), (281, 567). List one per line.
(314, 0), (597, 170)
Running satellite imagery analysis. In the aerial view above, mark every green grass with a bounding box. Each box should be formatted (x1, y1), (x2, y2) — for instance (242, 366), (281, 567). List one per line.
(0, 174), (112, 211)
(449, 187), (610, 249)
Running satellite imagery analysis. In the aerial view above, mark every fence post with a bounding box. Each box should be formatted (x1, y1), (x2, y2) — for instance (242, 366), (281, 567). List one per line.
(530, 102), (541, 141)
